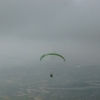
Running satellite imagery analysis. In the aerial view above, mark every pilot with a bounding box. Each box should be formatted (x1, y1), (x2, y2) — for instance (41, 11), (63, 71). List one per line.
(50, 73), (53, 77)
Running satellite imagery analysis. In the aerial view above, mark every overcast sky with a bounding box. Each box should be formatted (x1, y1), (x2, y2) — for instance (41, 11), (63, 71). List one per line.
(0, 0), (100, 67)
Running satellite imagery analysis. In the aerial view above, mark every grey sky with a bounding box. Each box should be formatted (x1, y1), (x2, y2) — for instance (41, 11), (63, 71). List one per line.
(0, 0), (100, 67)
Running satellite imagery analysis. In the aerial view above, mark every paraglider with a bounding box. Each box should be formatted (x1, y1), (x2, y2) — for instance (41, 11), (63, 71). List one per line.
(50, 73), (53, 77)
(40, 53), (65, 78)
(40, 53), (65, 62)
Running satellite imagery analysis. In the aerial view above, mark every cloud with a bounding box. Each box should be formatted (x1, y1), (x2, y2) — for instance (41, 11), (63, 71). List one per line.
(0, 0), (100, 66)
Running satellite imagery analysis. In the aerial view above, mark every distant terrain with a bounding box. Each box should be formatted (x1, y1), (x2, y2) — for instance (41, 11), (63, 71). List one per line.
(0, 64), (100, 100)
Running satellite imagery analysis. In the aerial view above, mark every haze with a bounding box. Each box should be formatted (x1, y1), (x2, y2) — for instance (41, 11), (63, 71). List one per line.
(0, 0), (100, 67)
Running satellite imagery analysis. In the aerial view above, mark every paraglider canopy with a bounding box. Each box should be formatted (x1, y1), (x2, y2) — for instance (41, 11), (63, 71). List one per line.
(40, 53), (65, 62)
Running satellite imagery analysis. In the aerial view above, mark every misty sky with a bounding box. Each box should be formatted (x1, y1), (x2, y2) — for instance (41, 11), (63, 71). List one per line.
(0, 0), (100, 67)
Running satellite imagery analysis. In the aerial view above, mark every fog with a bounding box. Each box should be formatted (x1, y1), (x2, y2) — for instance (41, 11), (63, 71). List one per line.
(0, 0), (100, 67)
